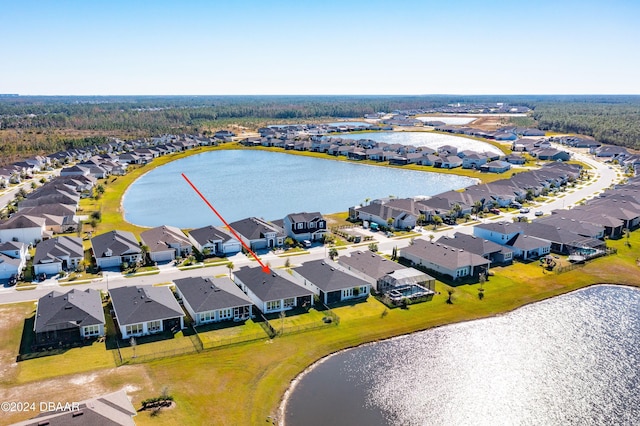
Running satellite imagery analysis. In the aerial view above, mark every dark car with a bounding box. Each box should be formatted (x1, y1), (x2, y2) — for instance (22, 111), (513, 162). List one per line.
(7, 275), (17, 287)
(489, 208), (501, 214)
(38, 273), (47, 282)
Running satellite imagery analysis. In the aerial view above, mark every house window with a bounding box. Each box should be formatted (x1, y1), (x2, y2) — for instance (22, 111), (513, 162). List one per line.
(84, 324), (100, 336)
(266, 300), (281, 312)
(199, 312), (212, 323)
(283, 298), (295, 308)
(147, 320), (162, 332)
(342, 288), (354, 299)
(219, 308), (232, 320)
(309, 222), (315, 229)
(359, 286), (368, 295)
(126, 323), (143, 336)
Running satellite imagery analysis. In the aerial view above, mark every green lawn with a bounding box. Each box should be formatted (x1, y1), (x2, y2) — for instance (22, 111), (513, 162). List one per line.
(196, 319), (269, 349)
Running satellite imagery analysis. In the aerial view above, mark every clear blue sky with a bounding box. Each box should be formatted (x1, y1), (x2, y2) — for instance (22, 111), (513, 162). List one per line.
(2, 0), (639, 95)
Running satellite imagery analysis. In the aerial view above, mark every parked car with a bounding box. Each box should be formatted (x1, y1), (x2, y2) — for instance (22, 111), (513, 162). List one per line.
(7, 275), (17, 287)
(302, 240), (312, 248)
(519, 208), (530, 214)
(38, 273), (47, 282)
(535, 211), (544, 216)
(489, 208), (501, 215)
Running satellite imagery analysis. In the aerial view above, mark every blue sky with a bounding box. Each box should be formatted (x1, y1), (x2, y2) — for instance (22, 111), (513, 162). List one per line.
(1, 0), (639, 95)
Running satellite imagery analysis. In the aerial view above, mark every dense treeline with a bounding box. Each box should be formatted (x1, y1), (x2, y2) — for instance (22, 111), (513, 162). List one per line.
(533, 100), (640, 149)
(1, 95), (640, 161)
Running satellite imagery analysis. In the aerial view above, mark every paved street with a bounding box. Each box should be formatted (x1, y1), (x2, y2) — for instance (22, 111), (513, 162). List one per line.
(0, 148), (624, 305)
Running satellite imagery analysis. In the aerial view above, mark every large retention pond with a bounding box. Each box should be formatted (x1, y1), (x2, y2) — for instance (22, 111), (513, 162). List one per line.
(283, 285), (640, 426)
(122, 150), (476, 228)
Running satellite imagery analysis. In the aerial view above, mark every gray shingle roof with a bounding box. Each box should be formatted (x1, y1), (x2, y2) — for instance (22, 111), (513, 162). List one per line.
(401, 239), (491, 270)
(437, 232), (512, 257)
(227, 217), (284, 240)
(34, 289), (105, 333)
(109, 285), (183, 326)
(234, 266), (313, 302)
(91, 230), (141, 258)
(188, 225), (236, 246)
(294, 259), (369, 292)
(34, 236), (83, 266)
(338, 250), (406, 281)
(140, 225), (191, 253)
(14, 389), (136, 426)
(174, 276), (252, 313)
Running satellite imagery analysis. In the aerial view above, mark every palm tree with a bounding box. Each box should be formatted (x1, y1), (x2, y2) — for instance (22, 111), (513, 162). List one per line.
(227, 261), (234, 278)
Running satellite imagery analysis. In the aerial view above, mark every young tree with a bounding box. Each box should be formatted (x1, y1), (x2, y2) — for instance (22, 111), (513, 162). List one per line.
(368, 242), (378, 252)
(328, 247), (338, 260)
(227, 261), (234, 278)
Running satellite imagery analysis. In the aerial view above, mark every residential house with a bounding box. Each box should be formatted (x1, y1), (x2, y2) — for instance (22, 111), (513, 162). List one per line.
(140, 225), (192, 263)
(174, 276), (253, 325)
(437, 232), (513, 265)
(474, 221), (551, 260)
(480, 160), (511, 173)
(0, 241), (27, 279)
(227, 217), (285, 250)
(0, 214), (46, 244)
(33, 289), (105, 348)
(291, 259), (371, 304)
(353, 198), (420, 229)
(13, 390), (137, 426)
(400, 239), (491, 280)
(33, 236), (84, 276)
(188, 225), (242, 256)
(338, 250), (433, 293)
(282, 212), (327, 242)
(109, 285), (185, 339)
(91, 230), (142, 269)
(462, 153), (489, 169)
(233, 266), (314, 314)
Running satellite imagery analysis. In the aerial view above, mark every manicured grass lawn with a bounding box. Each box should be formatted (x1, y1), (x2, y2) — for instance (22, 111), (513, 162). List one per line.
(197, 319), (269, 348)
(16, 341), (116, 384)
(116, 330), (199, 362)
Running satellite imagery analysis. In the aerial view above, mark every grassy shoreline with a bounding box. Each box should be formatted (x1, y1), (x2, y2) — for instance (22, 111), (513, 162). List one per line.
(6, 137), (639, 424)
(85, 141), (503, 235)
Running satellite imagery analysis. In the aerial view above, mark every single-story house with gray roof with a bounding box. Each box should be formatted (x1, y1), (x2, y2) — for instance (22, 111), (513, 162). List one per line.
(233, 266), (314, 314)
(140, 225), (192, 263)
(109, 285), (184, 339)
(291, 259), (371, 304)
(174, 276), (253, 325)
(188, 225), (241, 256)
(33, 236), (83, 276)
(34, 289), (105, 348)
(400, 239), (491, 281)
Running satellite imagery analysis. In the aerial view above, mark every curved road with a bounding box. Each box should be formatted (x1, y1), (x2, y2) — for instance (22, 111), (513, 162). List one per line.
(0, 148), (624, 305)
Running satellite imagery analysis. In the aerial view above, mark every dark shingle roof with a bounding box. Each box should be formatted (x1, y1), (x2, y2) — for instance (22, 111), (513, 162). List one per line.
(174, 276), (252, 313)
(140, 225), (191, 253)
(234, 266), (312, 301)
(188, 225), (237, 246)
(91, 230), (140, 258)
(34, 289), (105, 333)
(34, 236), (83, 266)
(109, 285), (183, 325)
(228, 217), (284, 240)
(338, 250), (406, 281)
(294, 259), (369, 292)
(401, 239), (491, 270)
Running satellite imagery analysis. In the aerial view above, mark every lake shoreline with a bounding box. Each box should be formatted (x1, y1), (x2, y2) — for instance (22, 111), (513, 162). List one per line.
(276, 282), (640, 424)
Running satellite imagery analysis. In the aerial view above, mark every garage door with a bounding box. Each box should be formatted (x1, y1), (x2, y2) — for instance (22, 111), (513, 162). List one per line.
(98, 257), (121, 268)
(151, 251), (174, 262)
(33, 263), (61, 276)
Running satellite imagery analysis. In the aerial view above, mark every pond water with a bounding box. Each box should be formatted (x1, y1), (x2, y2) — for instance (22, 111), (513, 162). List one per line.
(335, 131), (503, 156)
(284, 285), (640, 426)
(415, 116), (477, 125)
(122, 150), (476, 228)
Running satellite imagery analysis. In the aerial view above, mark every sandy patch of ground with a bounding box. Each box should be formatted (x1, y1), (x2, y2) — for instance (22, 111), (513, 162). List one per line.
(0, 365), (154, 424)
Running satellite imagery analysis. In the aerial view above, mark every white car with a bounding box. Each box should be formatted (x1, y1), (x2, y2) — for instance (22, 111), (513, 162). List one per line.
(535, 211), (544, 216)
(519, 208), (530, 214)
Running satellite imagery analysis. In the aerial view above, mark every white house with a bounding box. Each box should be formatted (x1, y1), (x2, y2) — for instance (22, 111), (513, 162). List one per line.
(109, 285), (185, 339)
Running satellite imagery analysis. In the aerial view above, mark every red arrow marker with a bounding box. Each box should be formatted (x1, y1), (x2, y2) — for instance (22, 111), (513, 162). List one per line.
(182, 173), (271, 274)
